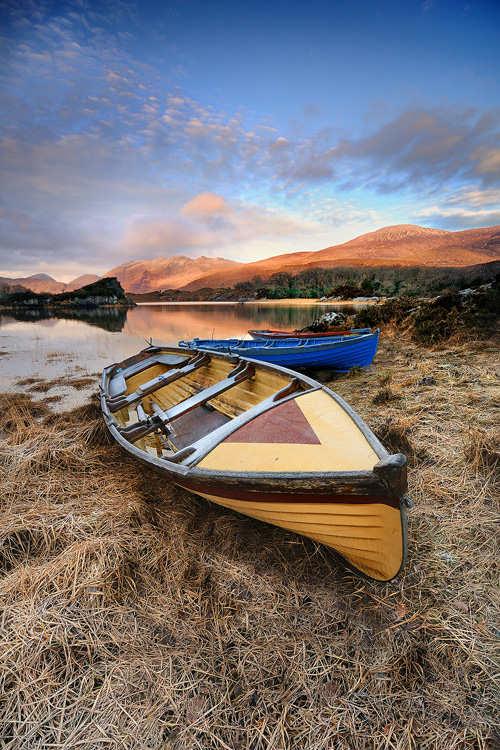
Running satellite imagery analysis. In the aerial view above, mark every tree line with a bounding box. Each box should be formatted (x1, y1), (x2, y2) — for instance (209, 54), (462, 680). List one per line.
(234, 261), (500, 300)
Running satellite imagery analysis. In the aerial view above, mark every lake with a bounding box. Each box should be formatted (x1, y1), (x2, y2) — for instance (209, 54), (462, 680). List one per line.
(0, 301), (367, 406)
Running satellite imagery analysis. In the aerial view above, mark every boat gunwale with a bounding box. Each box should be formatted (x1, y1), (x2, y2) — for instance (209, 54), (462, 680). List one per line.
(101, 346), (390, 489)
(248, 327), (372, 340)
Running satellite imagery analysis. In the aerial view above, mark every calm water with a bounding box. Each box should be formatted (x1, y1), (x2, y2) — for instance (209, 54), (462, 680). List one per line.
(124, 301), (364, 342)
(0, 301), (366, 404)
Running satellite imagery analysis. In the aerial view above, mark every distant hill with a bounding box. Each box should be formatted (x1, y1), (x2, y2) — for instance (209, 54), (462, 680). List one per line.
(65, 274), (101, 291)
(102, 256), (244, 294)
(26, 273), (57, 281)
(0, 275), (67, 294)
(0, 273), (100, 294)
(0, 255), (245, 296)
(181, 224), (500, 290)
(1, 277), (129, 308)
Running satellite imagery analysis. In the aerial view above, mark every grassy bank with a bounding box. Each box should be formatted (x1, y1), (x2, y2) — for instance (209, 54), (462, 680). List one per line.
(1, 331), (499, 749)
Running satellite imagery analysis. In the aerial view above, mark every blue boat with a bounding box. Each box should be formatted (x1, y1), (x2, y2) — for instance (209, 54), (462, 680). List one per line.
(179, 329), (379, 371)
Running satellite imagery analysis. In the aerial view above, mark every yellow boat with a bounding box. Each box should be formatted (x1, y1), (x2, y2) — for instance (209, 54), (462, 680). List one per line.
(101, 346), (411, 581)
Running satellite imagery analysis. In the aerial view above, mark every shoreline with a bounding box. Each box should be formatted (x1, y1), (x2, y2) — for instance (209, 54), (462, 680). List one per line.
(133, 297), (381, 306)
(0, 301), (134, 310)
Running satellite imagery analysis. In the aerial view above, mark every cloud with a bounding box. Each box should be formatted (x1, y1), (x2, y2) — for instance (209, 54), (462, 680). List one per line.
(222, 204), (308, 243)
(439, 186), (500, 209)
(414, 184), (500, 229)
(416, 208), (500, 230)
(121, 216), (214, 255)
(319, 107), (500, 192)
(473, 147), (500, 176)
(181, 192), (310, 243)
(263, 106), (500, 197)
(181, 192), (232, 218)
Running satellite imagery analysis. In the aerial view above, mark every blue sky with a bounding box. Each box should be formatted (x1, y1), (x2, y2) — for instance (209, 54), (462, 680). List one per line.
(1, 0), (499, 281)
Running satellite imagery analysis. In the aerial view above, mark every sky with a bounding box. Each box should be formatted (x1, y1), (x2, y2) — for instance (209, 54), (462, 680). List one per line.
(1, 0), (500, 282)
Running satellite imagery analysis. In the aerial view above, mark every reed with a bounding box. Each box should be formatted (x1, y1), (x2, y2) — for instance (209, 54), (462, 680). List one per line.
(1, 333), (499, 749)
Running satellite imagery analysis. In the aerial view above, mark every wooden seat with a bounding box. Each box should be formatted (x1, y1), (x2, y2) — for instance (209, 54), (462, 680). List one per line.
(118, 361), (255, 443)
(107, 351), (211, 412)
(107, 352), (191, 398)
(162, 377), (305, 467)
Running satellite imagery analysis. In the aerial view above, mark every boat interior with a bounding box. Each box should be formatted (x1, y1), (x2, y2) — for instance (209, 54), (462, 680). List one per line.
(104, 349), (311, 461)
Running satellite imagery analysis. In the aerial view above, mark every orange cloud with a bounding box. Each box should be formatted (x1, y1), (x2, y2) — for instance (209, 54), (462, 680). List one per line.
(182, 192), (232, 217)
(122, 216), (213, 253)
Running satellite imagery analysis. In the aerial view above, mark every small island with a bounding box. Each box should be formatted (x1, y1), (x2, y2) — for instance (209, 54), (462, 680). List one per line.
(0, 276), (134, 309)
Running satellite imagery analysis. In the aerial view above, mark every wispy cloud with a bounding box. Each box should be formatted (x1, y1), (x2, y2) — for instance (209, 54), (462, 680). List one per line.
(280, 107), (500, 193)
(415, 185), (500, 229)
(121, 216), (214, 254)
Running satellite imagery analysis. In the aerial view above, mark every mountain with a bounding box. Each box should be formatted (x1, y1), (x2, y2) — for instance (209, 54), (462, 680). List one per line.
(0, 275), (67, 294)
(181, 225), (500, 290)
(65, 274), (100, 291)
(0, 255), (241, 296)
(26, 273), (57, 281)
(0, 273), (100, 294)
(102, 256), (244, 294)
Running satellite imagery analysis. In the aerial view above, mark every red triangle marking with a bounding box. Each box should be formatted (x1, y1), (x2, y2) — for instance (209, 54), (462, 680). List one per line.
(225, 398), (321, 445)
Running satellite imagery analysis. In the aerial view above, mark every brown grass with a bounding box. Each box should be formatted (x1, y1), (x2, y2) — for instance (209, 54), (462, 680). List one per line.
(16, 377), (39, 386)
(43, 394), (64, 404)
(464, 428), (500, 477)
(16, 376), (97, 393)
(1, 333), (500, 749)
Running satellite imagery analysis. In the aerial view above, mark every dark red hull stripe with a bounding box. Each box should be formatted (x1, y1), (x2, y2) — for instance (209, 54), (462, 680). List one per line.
(174, 479), (399, 509)
(225, 398), (321, 445)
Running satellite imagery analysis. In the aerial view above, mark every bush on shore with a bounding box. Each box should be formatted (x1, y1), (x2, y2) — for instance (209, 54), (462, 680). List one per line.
(352, 277), (500, 344)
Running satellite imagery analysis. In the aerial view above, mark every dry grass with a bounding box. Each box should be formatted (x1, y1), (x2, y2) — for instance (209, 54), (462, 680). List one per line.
(464, 428), (500, 477)
(1, 333), (500, 749)
(16, 376), (96, 393)
(46, 352), (75, 361)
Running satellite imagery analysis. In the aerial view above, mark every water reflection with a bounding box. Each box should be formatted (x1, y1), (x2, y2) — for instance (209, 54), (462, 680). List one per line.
(124, 302), (363, 343)
(0, 301), (366, 341)
(1, 306), (127, 332)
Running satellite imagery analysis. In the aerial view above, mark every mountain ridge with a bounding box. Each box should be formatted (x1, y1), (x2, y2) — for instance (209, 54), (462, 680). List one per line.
(181, 224), (500, 290)
(102, 255), (244, 294)
(2, 224), (500, 295)
(0, 274), (101, 295)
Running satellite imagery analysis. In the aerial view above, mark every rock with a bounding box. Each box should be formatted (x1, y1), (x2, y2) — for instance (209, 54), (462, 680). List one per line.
(302, 311), (348, 333)
(417, 376), (436, 386)
(394, 602), (408, 620)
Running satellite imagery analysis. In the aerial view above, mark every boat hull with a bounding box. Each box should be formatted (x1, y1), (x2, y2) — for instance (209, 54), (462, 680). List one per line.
(248, 328), (372, 340)
(180, 329), (379, 371)
(195, 492), (404, 583)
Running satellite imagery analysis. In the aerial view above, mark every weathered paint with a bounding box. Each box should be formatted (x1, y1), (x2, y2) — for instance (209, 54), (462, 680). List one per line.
(198, 390), (379, 473)
(191, 489), (404, 581)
